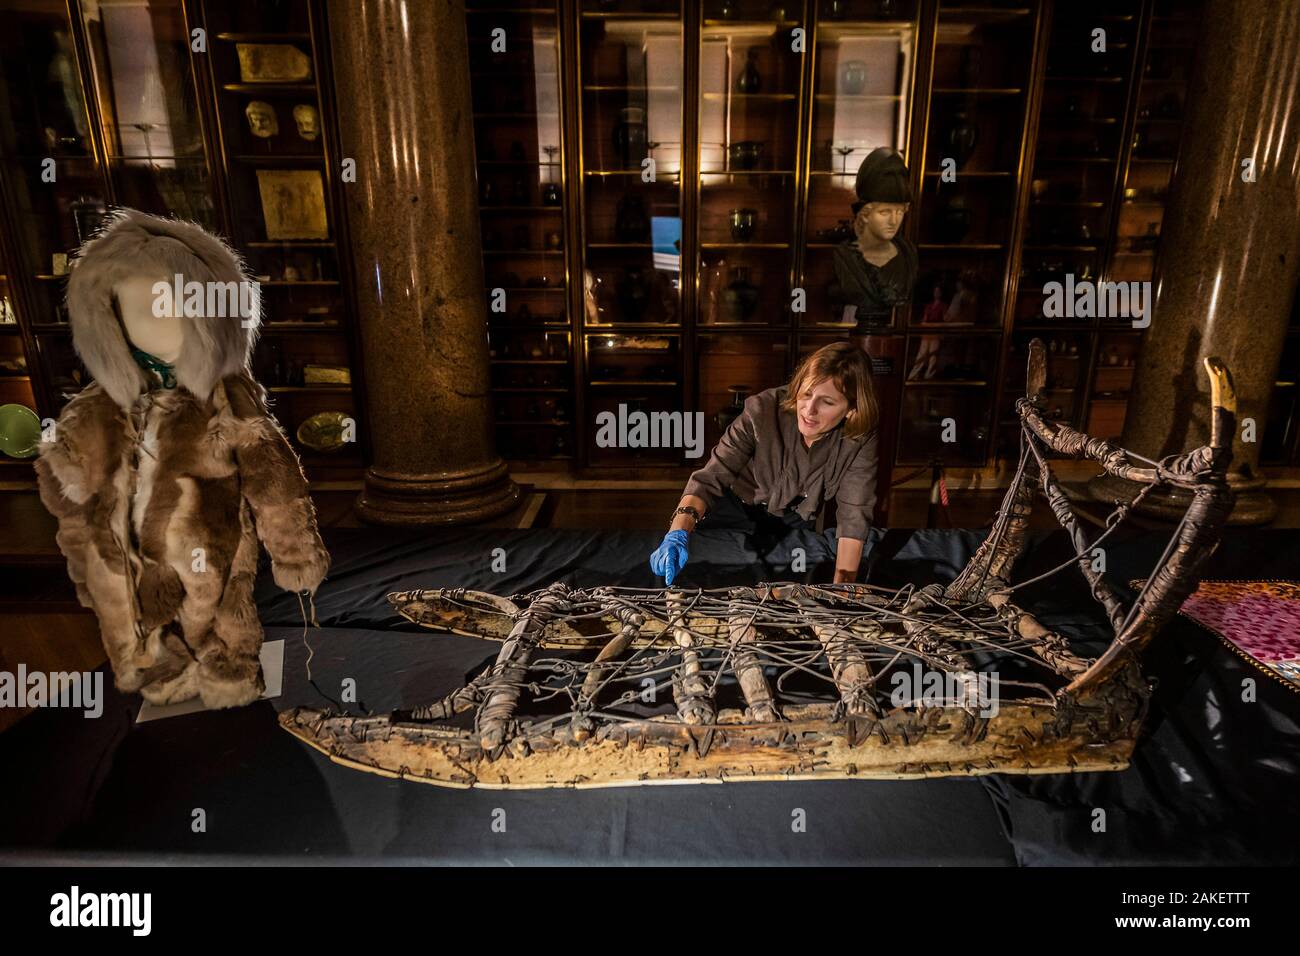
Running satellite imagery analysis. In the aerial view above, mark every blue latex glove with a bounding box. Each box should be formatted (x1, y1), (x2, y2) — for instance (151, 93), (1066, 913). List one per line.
(650, 529), (690, 586)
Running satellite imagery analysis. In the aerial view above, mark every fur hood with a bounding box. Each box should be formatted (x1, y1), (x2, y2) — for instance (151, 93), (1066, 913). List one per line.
(67, 208), (260, 409)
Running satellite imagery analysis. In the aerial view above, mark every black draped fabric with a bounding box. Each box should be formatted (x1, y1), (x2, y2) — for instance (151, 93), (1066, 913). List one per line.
(0, 524), (1296, 864)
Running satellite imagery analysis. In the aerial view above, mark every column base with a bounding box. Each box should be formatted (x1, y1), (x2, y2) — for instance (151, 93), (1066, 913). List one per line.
(1088, 471), (1274, 526)
(356, 459), (520, 526)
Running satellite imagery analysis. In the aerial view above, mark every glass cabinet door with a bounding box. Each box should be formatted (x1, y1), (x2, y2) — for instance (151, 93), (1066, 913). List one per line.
(79, 0), (216, 227)
(802, 2), (917, 329)
(903, 0), (1039, 466)
(697, 2), (805, 328)
(1089, 0), (1199, 449)
(578, 2), (684, 329)
(467, 0), (575, 460)
(0, 1), (102, 284)
(1000, 1), (1142, 464)
(577, 1), (685, 466)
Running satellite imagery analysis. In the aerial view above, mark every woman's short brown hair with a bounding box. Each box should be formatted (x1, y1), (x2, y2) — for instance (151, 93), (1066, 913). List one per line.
(780, 341), (879, 440)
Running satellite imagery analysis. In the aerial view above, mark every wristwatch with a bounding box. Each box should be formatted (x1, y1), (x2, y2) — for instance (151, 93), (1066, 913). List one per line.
(671, 505), (701, 525)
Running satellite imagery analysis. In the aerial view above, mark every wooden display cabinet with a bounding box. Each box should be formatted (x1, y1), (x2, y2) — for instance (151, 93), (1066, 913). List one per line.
(0, 0), (367, 483)
(198, 0), (365, 479)
(466, 0), (1213, 481)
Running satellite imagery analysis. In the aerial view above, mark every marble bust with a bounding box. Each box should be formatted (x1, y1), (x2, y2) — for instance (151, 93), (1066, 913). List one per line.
(831, 147), (918, 329)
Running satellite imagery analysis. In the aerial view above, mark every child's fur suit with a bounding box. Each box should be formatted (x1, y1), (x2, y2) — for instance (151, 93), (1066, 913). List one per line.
(35, 209), (330, 709)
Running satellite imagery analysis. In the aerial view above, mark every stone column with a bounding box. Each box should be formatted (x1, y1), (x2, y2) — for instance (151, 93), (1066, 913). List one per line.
(326, 0), (518, 525)
(1090, 0), (1300, 524)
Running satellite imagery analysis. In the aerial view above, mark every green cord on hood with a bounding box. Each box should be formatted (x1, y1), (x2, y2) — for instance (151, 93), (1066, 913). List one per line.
(130, 346), (177, 390)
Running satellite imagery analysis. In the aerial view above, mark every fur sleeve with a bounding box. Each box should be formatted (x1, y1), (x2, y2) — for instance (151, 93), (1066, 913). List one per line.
(35, 397), (108, 609)
(221, 375), (330, 593)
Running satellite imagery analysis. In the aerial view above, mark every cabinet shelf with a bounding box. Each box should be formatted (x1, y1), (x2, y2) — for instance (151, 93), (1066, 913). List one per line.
(261, 322), (344, 333)
(931, 88), (1024, 96)
(215, 32), (310, 42)
(478, 161), (562, 167)
(482, 250), (564, 256)
(474, 111), (558, 119)
(246, 240), (336, 248)
(1044, 75), (1126, 84)
(1022, 244), (1100, 252)
(814, 93), (903, 102)
(588, 380), (678, 388)
(917, 243), (1006, 251)
(223, 82), (316, 93)
(234, 154), (324, 164)
(585, 169), (684, 178)
(701, 92), (796, 102)
(479, 205), (565, 212)
(922, 170), (1014, 178)
(258, 280), (340, 287)
(583, 85), (679, 92)
(268, 385), (353, 394)
(700, 242), (790, 250)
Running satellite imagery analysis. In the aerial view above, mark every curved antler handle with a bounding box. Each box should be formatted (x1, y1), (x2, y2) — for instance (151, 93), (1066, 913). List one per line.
(1203, 355), (1236, 462)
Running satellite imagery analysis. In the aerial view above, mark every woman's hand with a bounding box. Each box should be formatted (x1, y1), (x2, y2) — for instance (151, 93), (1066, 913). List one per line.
(650, 529), (691, 586)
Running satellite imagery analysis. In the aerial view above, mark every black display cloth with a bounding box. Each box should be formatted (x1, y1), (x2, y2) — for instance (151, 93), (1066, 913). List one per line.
(2, 523), (1297, 864)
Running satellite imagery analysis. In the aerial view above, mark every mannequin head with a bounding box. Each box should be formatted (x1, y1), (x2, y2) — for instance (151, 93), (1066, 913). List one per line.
(114, 273), (183, 363)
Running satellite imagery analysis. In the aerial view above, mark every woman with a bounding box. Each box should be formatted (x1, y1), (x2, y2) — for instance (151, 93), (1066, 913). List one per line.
(649, 341), (879, 585)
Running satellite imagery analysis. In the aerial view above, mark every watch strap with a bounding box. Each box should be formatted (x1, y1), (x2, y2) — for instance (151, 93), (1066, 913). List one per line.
(671, 505), (701, 524)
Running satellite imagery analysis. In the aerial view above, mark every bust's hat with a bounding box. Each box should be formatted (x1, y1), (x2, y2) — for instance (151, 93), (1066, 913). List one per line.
(852, 147), (912, 214)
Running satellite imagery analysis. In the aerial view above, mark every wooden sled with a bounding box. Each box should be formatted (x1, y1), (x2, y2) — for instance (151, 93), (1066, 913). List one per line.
(280, 340), (1237, 789)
